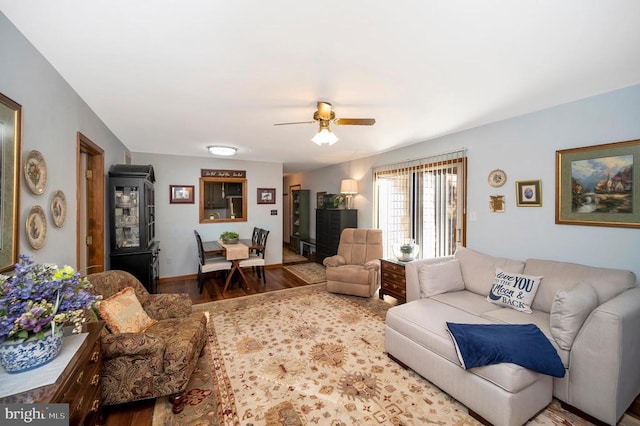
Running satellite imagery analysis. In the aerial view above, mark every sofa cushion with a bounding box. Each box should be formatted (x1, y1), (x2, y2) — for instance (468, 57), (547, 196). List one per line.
(98, 287), (157, 334)
(418, 259), (465, 298)
(524, 259), (636, 313)
(454, 247), (525, 296)
(486, 269), (542, 314)
(550, 282), (598, 350)
(147, 312), (207, 374)
(430, 290), (504, 316)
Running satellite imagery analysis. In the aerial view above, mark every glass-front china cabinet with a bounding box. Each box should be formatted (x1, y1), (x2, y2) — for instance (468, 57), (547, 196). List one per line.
(108, 164), (160, 293)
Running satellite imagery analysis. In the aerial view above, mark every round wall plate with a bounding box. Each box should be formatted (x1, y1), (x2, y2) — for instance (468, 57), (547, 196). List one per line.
(24, 150), (47, 195)
(488, 169), (507, 188)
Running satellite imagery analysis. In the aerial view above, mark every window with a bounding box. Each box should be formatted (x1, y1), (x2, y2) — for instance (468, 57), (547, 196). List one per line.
(374, 149), (466, 259)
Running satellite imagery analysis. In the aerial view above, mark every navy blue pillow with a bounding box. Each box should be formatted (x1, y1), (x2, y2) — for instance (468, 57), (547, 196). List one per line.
(446, 322), (565, 378)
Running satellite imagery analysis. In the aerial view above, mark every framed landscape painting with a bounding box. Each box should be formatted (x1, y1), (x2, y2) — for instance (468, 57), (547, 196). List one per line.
(556, 139), (639, 228)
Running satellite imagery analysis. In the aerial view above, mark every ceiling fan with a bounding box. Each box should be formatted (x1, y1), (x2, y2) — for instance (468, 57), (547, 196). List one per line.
(274, 101), (375, 145)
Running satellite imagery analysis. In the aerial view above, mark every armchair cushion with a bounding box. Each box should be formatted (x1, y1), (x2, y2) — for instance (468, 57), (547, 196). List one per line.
(144, 293), (192, 320)
(98, 287), (157, 333)
(101, 332), (165, 359)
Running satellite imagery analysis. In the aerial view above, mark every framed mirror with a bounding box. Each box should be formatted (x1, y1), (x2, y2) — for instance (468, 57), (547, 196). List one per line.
(0, 93), (22, 272)
(199, 177), (247, 223)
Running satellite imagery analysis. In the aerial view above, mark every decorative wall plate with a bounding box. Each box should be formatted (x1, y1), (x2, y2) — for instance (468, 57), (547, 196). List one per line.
(50, 190), (67, 228)
(26, 205), (47, 250)
(24, 150), (47, 195)
(488, 169), (507, 188)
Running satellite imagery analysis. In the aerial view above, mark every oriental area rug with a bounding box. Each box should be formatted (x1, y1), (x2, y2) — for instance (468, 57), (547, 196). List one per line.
(153, 284), (640, 426)
(282, 262), (327, 284)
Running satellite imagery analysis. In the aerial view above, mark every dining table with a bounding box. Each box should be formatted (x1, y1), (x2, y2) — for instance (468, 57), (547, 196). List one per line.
(203, 238), (264, 291)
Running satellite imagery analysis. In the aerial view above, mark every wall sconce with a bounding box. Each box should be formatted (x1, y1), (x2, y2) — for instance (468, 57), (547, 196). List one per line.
(340, 179), (358, 209)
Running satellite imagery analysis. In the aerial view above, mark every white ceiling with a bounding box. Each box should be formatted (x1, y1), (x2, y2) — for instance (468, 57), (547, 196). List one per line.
(2, 1), (640, 173)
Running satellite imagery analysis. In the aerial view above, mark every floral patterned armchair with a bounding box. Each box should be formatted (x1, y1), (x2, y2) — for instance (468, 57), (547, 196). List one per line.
(86, 270), (207, 414)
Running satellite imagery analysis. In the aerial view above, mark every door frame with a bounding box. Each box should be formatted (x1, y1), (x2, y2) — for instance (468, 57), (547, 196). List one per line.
(76, 133), (105, 272)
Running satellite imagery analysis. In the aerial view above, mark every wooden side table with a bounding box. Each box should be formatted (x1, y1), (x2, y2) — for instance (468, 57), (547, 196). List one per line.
(380, 258), (407, 303)
(0, 321), (105, 426)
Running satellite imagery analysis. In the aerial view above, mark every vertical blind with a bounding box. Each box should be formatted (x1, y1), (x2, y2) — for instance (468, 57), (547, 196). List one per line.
(373, 148), (467, 259)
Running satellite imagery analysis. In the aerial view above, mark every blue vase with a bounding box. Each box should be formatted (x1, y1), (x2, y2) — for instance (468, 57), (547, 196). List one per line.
(0, 326), (64, 373)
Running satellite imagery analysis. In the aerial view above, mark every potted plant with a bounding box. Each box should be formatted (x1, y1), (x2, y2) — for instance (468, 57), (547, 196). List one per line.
(220, 231), (239, 244)
(0, 255), (100, 372)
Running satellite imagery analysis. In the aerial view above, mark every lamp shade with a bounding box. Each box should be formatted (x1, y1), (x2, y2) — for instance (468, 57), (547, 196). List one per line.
(311, 129), (339, 146)
(340, 179), (358, 194)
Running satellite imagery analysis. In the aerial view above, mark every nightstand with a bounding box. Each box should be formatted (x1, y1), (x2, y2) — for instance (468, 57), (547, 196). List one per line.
(380, 258), (407, 303)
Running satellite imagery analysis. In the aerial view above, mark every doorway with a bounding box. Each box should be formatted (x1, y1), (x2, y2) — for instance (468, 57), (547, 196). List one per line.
(77, 133), (105, 273)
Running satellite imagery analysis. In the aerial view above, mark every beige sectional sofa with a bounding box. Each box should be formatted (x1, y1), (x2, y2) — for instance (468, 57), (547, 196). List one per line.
(385, 247), (640, 426)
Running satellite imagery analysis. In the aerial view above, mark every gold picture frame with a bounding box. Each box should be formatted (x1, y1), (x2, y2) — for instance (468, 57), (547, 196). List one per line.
(0, 93), (21, 271)
(556, 139), (639, 228)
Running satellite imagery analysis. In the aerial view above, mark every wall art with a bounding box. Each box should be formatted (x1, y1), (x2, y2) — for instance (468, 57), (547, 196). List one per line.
(556, 139), (639, 227)
(170, 185), (195, 204)
(516, 180), (542, 207)
(0, 93), (21, 271)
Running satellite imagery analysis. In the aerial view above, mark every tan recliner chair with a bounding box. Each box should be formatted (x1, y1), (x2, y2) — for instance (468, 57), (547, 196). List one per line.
(323, 228), (383, 297)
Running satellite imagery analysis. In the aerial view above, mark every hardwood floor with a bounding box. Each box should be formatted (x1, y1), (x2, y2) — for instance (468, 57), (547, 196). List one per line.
(103, 260), (337, 426)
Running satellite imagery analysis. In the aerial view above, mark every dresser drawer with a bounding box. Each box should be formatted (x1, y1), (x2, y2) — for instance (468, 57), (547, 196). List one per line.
(383, 280), (407, 297)
(381, 269), (406, 286)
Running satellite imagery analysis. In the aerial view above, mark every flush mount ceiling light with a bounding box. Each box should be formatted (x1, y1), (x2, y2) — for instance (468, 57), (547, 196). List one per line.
(311, 121), (339, 146)
(207, 146), (237, 156)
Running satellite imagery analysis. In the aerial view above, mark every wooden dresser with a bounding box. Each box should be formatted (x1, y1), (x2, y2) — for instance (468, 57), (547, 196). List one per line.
(0, 321), (105, 426)
(380, 258), (407, 303)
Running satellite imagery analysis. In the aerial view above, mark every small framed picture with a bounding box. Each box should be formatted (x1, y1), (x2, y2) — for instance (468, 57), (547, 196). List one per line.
(317, 191), (327, 209)
(257, 188), (276, 204)
(516, 180), (542, 207)
(170, 185), (195, 204)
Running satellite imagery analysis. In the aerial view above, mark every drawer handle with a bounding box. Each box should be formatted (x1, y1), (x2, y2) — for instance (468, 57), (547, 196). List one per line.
(90, 350), (100, 362)
(76, 371), (84, 385)
(91, 373), (100, 386)
(90, 399), (100, 412)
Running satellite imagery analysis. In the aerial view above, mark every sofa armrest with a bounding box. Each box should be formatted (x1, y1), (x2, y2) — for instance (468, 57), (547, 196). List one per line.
(101, 332), (165, 359)
(143, 293), (192, 320)
(404, 256), (455, 302)
(568, 286), (640, 424)
(323, 255), (346, 268)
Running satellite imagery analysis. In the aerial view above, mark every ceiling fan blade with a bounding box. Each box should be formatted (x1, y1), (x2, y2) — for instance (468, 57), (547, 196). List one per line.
(273, 121), (315, 126)
(334, 118), (376, 126)
(316, 101), (333, 121)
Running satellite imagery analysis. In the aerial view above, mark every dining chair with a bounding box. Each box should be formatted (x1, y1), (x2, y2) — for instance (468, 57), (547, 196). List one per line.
(194, 230), (232, 293)
(239, 228), (269, 284)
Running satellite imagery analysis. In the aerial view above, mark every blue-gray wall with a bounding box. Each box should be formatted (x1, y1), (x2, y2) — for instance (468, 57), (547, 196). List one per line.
(0, 12), (129, 269)
(287, 84), (640, 279)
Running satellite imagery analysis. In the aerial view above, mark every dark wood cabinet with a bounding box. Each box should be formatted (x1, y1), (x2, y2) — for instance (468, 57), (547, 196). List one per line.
(380, 258), (407, 302)
(315, 208), (357, 264)
(0, 322), (105, 426)
(109, 165), (159, 292)
(290, 189), (310, 254)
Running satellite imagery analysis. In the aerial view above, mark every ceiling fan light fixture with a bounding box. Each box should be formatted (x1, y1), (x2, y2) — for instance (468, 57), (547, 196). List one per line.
(311, 128), (339, 146)
(207, 145), (237, 156)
